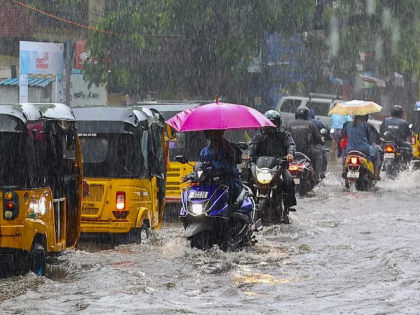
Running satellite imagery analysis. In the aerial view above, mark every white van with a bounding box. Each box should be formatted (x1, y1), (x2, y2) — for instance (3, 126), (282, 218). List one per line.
(275, 94), (342, 128)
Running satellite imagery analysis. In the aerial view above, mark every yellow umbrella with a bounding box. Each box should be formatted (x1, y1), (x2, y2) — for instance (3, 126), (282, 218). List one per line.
(328, 100), (382, 116)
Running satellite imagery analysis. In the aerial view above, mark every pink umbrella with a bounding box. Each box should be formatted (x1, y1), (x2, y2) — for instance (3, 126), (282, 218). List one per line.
(166, 97), (275, 132)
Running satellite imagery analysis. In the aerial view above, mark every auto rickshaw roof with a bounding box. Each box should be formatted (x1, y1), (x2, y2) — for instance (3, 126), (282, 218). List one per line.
(0, 103), (75, 122)
(73, 106), (141, 127)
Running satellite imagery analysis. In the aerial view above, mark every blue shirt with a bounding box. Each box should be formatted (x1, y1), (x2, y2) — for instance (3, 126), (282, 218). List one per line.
(331, 114), (352, 129)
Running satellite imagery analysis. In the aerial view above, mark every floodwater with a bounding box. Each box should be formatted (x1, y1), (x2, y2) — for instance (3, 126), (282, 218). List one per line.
(1, 163), (420, 315)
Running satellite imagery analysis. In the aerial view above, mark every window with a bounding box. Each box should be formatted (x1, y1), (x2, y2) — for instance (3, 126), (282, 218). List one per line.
(307, 101), (331, 116)
(280, 99), (302, 113)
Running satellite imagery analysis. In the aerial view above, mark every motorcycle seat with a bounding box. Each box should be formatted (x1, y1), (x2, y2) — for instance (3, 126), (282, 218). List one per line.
(294, 152), (311, 162)
(347, 150), (367, 158)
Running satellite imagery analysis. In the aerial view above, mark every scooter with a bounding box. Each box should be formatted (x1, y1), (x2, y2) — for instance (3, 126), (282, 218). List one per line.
(177, 155), (260, 251)
(343, 151), (376, 191)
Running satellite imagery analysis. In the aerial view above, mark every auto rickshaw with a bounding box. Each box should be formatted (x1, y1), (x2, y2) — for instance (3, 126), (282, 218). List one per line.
(133, 102), (206, 204)
(0, 103), (84, 277)
(409, 101), (420, 168)
(73, 106), (169, 243)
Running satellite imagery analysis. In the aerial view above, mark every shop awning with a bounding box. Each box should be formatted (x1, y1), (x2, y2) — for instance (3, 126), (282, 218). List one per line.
(0, 77), (55, 87)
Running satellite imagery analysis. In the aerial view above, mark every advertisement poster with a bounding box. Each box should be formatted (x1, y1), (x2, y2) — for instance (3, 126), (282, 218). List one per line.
(19, 41), (64, 102)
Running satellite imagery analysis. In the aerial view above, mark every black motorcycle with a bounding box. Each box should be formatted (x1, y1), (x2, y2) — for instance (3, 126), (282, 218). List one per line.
(287, 152), (316, 197)
(382, 129), (413, 178)
(241, 156), (289, 225)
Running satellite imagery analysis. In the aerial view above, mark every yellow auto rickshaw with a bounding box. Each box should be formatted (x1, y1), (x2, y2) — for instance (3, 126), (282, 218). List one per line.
(73, 106), (169, 243)
(0, 103), (84, 276)
(133, 102), (206, 204)
(410, 102), (420, 168)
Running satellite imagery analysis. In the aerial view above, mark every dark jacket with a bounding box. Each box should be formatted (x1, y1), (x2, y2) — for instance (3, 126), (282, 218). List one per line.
(249, 129), (296, 158)
(286, 119), (322, 152)
(380, 117), (411, 141)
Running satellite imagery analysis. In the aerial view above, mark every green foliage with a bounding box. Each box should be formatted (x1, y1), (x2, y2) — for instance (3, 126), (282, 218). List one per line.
(83, 0), (286, 101)
(326, 0), (420, 78)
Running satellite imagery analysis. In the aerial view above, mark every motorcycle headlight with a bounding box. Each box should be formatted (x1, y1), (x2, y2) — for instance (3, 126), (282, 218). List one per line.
(256, 171), (273, 184)
(191, 203), (204, 215)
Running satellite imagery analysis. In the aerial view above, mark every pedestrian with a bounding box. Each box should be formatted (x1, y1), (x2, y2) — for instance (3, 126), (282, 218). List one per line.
(330, 104), (352, 160)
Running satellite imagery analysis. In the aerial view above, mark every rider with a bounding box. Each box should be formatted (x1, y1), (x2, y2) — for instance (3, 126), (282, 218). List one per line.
(286, 106), (323, 182)
(380, 105), (413, 161)
(342, 115), (382, 180)
(248, 110), (297, 220)
(199, 129), (243, 204)
(309, 108), (328, 179)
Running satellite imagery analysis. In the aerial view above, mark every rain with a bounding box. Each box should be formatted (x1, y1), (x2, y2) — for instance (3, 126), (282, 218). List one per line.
(1, 0), (420, 314)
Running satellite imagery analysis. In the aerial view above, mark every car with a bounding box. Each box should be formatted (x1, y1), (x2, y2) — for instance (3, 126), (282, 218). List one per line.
(275, 93), (342, 128)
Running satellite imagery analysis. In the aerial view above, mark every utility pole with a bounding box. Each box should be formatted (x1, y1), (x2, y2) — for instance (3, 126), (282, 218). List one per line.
(66, 40), (71, 107)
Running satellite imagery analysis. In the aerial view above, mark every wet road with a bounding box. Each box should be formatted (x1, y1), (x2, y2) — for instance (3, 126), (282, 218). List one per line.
(1, 163), (420, 315)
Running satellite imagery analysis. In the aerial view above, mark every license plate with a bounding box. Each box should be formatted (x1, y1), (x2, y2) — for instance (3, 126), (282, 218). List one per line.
(347, 171), (359, 179)
(188, 191), (208, 199)
(293, 178), (300, 184)
(384, 153), (395, 159)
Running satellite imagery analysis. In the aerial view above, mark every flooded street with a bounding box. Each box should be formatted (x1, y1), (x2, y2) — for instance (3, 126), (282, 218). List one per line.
(1, 163), (420, 315)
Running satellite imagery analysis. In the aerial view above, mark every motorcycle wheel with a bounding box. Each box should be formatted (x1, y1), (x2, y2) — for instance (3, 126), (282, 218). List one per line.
(189, 231), (213, 251)
(385, 163), (397, 179)
(257, 199), (268, 226)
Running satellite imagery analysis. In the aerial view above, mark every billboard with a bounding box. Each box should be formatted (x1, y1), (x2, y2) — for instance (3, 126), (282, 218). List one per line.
(19, 41), (64, 103)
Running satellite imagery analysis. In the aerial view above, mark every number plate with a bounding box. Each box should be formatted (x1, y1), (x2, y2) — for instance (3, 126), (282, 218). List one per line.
(293, 178), (300, 184)
(188, 191), (208, 199)
(347, 171), (359, 179)
(384, 153), (395, 159)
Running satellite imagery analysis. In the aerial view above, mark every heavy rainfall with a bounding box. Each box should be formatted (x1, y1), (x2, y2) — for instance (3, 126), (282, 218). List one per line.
(0, 0), (420, 314)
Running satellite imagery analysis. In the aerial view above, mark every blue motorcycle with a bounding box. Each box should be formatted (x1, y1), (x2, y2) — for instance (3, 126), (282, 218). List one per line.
(176, 155), (261, 251)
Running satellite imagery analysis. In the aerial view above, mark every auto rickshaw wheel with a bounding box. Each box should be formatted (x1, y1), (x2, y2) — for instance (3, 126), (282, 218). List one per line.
(28, 243), (46, 276)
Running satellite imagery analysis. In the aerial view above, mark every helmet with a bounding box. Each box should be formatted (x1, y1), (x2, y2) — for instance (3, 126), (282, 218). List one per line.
(391, 105), (404, 118)
(295, 106), (310, 120)
(264, 110), (282, 127)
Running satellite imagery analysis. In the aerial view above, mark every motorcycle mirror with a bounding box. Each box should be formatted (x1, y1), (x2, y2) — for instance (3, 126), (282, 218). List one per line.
(237, 142), (249, 150)
(175, 155), (189, 164)
(320, 128), (328, 135)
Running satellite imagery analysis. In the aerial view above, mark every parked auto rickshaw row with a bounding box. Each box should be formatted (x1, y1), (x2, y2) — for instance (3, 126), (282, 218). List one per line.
(0, 103), (172, 277)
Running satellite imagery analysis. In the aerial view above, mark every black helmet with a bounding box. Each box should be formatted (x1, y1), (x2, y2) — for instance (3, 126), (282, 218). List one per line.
(391, 105), (404, 118)
(295, 106), (310, 120)
(264, 110), (282, 127)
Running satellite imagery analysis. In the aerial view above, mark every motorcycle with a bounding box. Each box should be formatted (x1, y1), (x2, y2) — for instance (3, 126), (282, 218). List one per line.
(343, 150), (376, 191)
(288, 128), (329, 196)
(382, 127), (414, 178)
(242, 155), (289, 225)
(288, 152), (317, 197)
(177, 155), (260, 251)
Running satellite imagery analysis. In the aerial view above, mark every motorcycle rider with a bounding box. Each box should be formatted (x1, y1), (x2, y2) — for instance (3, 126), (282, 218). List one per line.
(286, 106), (323, 182)
(343, 115), (382, 180)
(248, 110), (297, 221)
(309, 108), (328, 179)
(380, 105), (413, 161)
(199, 129), (243, 205)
